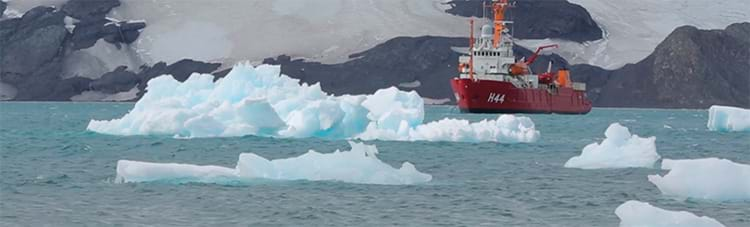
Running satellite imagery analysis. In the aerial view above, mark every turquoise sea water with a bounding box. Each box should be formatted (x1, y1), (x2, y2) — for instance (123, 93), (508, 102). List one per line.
(1, 102), (748, 226)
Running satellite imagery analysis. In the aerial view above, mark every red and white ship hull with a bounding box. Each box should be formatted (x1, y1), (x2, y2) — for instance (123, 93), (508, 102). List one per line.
(451, 78), (592, 114)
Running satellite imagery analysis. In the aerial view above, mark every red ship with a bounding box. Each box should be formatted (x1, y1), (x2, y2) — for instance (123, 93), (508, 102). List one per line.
(450, 0), (592, 114)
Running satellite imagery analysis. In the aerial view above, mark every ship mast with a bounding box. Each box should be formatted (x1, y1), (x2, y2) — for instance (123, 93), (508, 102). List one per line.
(469, 19), (475, 80)
(492, 0), (510, 48)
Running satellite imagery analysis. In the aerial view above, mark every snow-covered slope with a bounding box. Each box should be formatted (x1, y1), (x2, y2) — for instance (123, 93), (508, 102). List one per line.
(9, 0), (748, 72)
(106, 0), (469, 65)
(6, 0), (469, 66)
(519, 0), (750, 70)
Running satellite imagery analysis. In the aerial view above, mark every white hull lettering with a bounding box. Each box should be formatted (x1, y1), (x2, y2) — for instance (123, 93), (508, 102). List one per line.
(488, 93), (505, 104)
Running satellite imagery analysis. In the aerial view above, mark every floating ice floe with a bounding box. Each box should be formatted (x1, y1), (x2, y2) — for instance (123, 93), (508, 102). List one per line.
(564, 123), (659, 169)
(115, 142), (431, 185)
(615, 200), (725, 227)
(707, 105), (750, 132)
(358, 115), (539, 143)
(648, 158), (750, 201)
(88, 63), (539, 143)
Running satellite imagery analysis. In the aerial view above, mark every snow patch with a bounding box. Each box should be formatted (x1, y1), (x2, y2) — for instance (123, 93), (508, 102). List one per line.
(564, 123), (659, 169)
(707, 105), (750, 132)
(0, 82), (17, 101)
(62, 40), (143, 80)
(138, 21), (232, 65)
(63, 16), (78, 33)
(615, 200), (725, 227)
(398, 80), (421, 88)
(87, 63), (539, 143)
(115, 141), (432, 185)
(648, 158), (750, 201)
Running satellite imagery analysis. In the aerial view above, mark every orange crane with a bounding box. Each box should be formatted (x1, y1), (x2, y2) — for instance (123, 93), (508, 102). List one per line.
(510, 44), (559, 76)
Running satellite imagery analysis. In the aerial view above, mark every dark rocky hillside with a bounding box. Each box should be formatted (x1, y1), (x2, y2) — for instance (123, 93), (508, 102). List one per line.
(260, 37), (578, 102)
(269, 23), (749, 109)
(444, 0), (602, 42)
(595, 23), (750, 108)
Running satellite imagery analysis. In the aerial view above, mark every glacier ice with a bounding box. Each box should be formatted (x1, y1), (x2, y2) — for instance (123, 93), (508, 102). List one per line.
(564, 123), (659, 169)
(707, 105), (750, 132)
(615, 200), (725, 227)
(648, 158), (750, 201)
(115, 142), (432, 185)
(88, 63), (540, 143)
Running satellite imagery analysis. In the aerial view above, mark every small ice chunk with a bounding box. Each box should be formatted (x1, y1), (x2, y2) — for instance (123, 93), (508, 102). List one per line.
(707, 105), (750, 132)
(115, 141), (432, 185)
(615, 200), (725, 227)
(648, 158), (750, 201)
(564, 123), (659, 169)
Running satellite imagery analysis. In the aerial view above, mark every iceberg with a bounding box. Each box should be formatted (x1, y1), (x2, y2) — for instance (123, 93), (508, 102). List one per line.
(707, 105), (750, 132)
(358, 115), (539, 143)
(564, 123), (659, 169)
(88, 63), (539, 143)
(115, 142), (432, 185)
(648, 158), (750, 201)
(615, 200), (725, 227)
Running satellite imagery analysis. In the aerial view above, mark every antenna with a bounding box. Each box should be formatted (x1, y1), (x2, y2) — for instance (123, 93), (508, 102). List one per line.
(510, 1), (515, 40)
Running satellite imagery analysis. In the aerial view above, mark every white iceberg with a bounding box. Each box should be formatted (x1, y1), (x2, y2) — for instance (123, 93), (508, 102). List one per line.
(115, 142), (432, 185)
(564, 123), (659, 169)
(707, 105), (750, 132)
(358, 115), (539, 143)
(88, 63), (539, 143)
(648, 158), (750, 201)
(615, 200), (725, 227)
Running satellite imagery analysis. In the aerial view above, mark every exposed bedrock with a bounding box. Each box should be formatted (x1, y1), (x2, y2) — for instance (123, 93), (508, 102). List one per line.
(0, 0), (208, 101)
(596, 23), (750, 108)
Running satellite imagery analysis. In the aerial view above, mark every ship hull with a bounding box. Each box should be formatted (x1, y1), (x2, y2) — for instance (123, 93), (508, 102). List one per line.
(450, 78), (592, 114)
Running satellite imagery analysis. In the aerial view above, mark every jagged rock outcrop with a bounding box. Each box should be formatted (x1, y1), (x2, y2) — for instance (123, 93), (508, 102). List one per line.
(0, 0), (213, 101)
(87, 59), (221, 98)
(61, 0), (120, 21)
(62, 0), (145, 50)
(0, 6), (81, 100)
(1, 6), (66, 76)
(1, 1), (7, 16)
(596, 23), (750, 108)
(444, 0), (602, 42)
